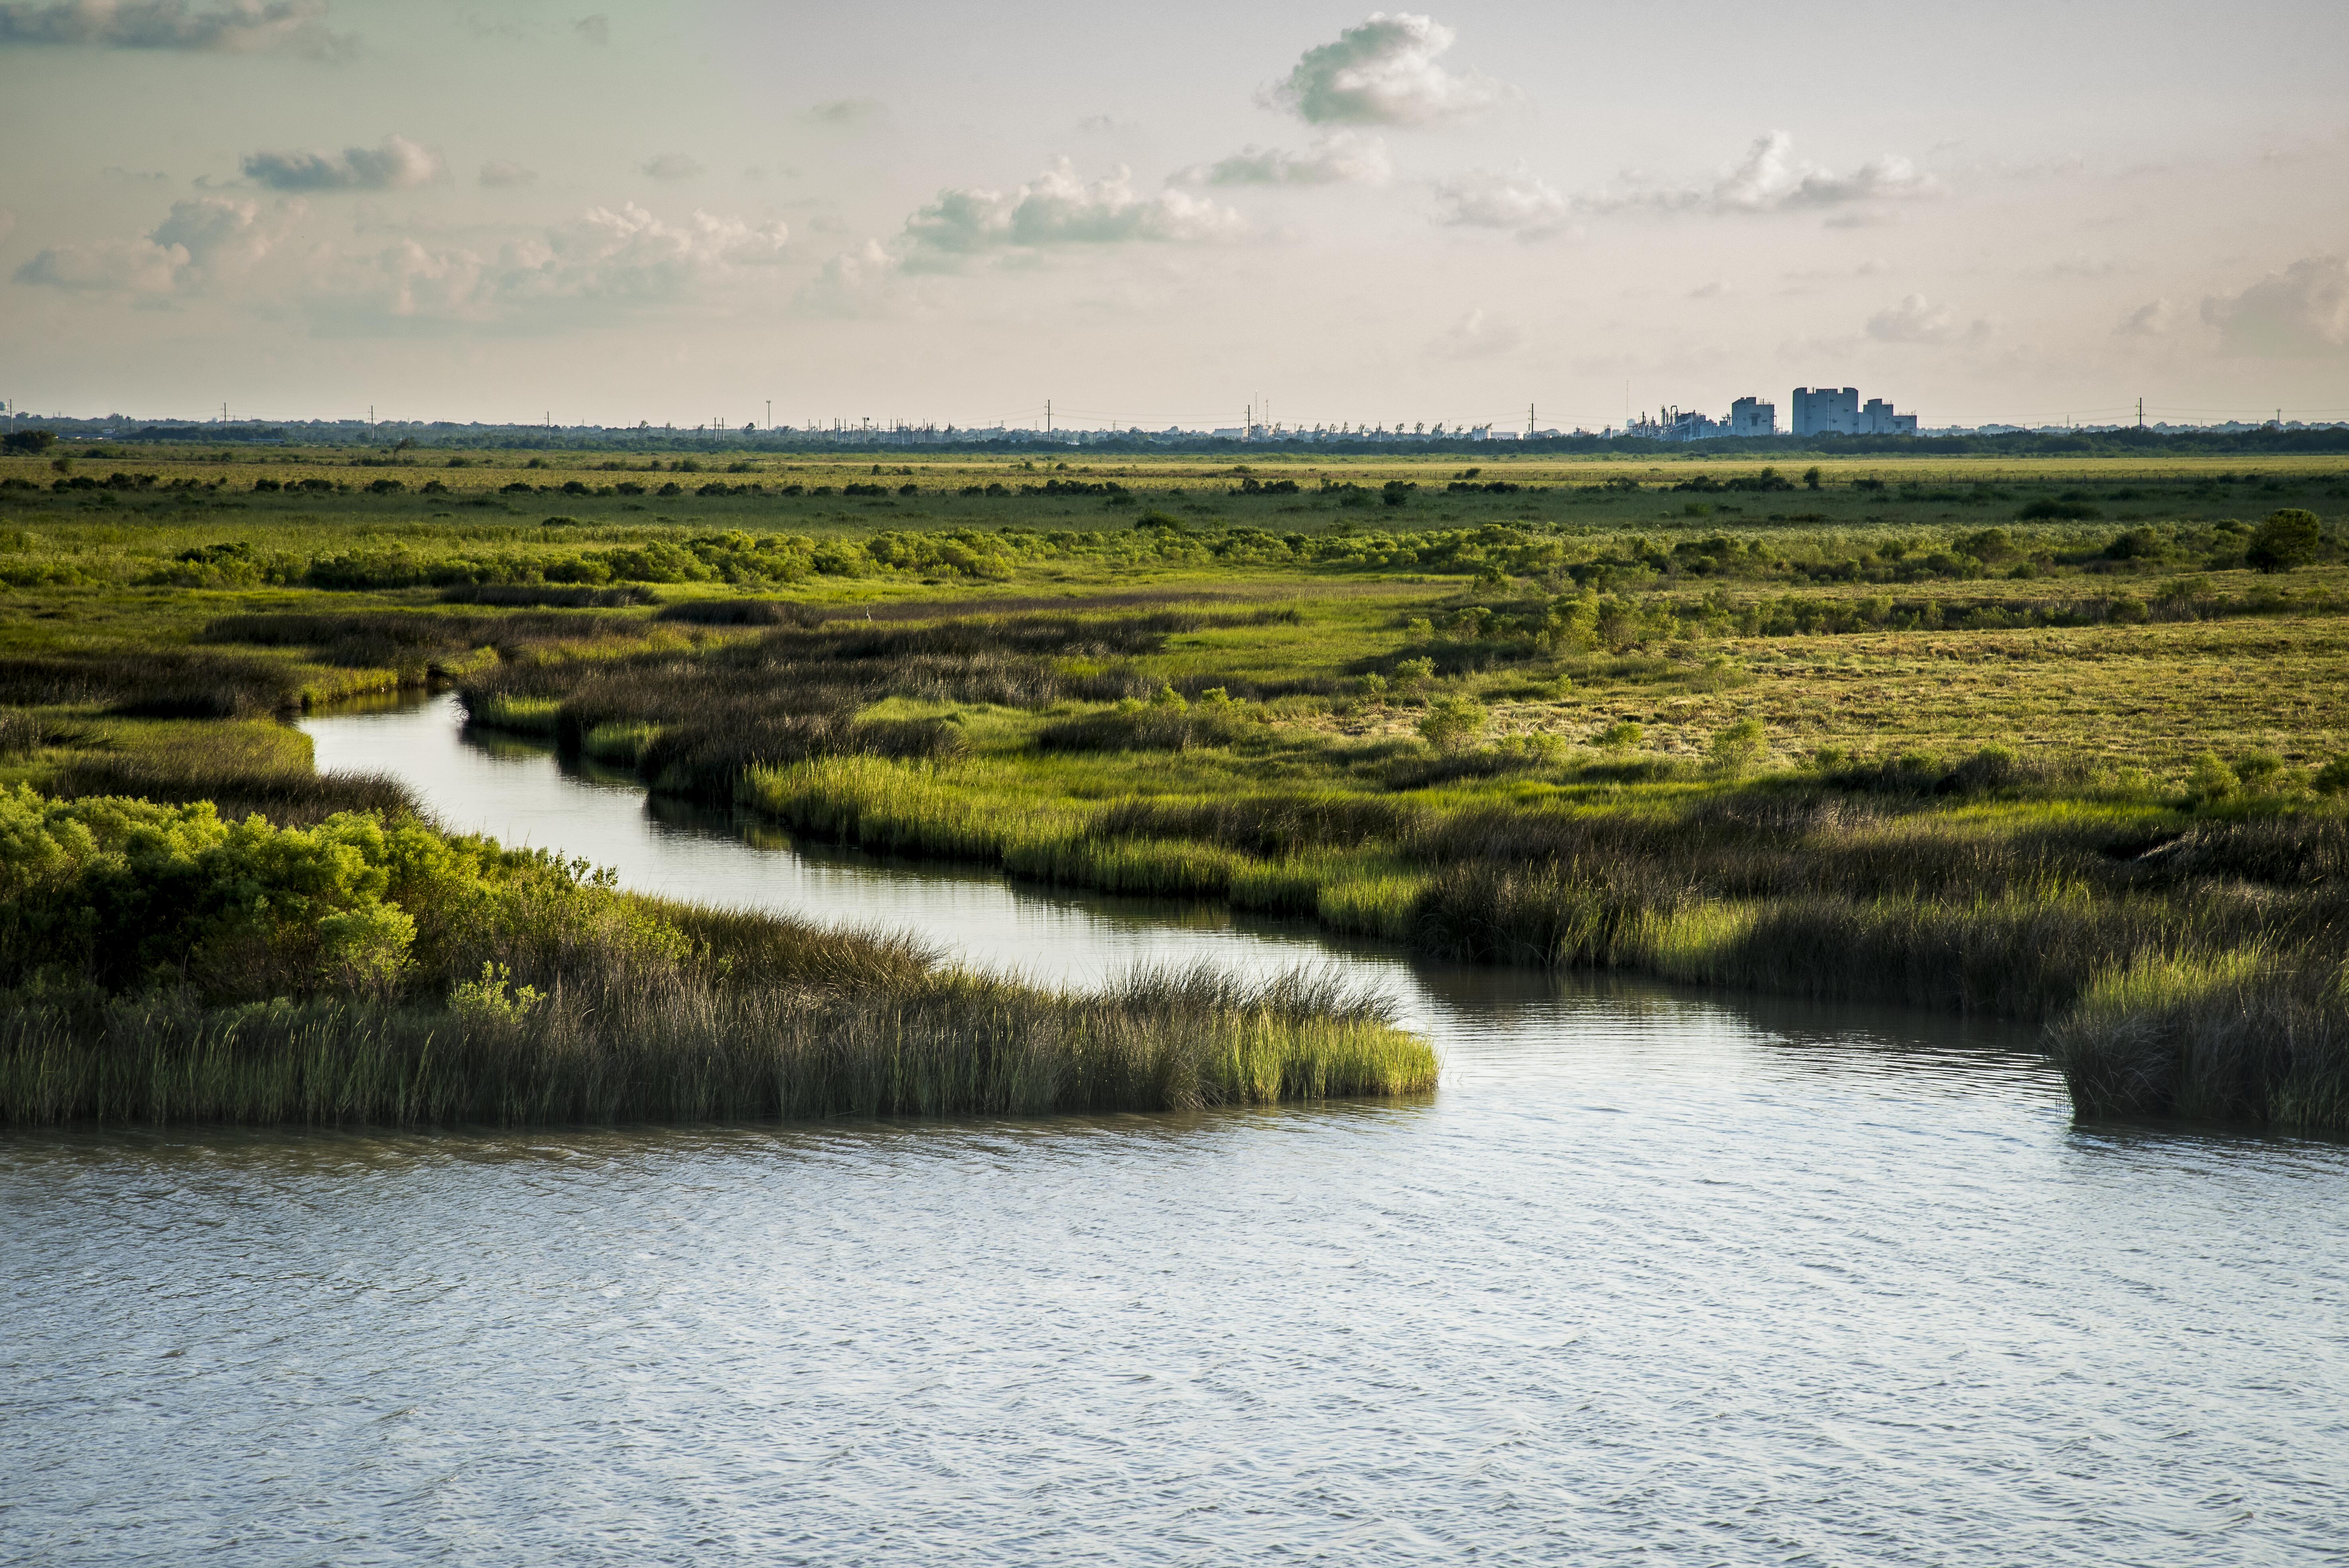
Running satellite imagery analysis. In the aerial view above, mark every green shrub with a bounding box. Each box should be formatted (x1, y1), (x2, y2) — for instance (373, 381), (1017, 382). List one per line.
(2235, 750), (2286, 788)
(0, 789), (415, 1001)
(447, 961), (545, 1024)
(2248, 509), (2322, 573)
(1595, 720), (1643, 752)
(1707, 718), (1767, 774)
(0, 786), (692, 1005)
(2187, 751), (2240, 802)
(1416, 696), (1489, 754)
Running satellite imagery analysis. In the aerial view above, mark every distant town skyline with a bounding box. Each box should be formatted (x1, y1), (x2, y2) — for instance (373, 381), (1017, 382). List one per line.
(11, 391), (2331, 445)
(3, 1), (2345, 429)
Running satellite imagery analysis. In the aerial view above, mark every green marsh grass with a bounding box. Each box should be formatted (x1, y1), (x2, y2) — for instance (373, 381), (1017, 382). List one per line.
(0, 963), (1433, 1127)
(7, 443), (2349, 1129)
(581, 720), (659, 764)
(2047, 947), (2349, 1130)
(467, 694), (562, 737)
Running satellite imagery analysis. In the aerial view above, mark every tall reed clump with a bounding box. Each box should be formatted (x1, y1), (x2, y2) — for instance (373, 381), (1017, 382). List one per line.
(2046, 949), (2349, 1130)
(0, 963), (1432, 1127)
(0, 787), (1432, 1126)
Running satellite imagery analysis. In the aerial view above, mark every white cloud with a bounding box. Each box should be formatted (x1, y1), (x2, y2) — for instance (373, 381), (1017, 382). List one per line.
(2116, 299), (2180, 338)
(792, 239), (904, 318)
(0, 0), (346, 55)
(1581, 132), (1936, 217)
(478, 160), (536, 189)
(315, 204), (788, 329)
(1434, 167), (1569, 239)
(1865, 293), (1987, 345)
(572, 13), (606, 45)
(15, 195), (787, 328)
(1175, 132), (1390, 187)
(1432, 306), (1522, 359)
(242, 135), (440, 191)
(1265, 12), (1509, 127)
(640, 153), (704, 181)
(19, 234), (185, 293)
(1441, 135), (1926, 239)
(2201, 255), (2349, 356)
(14, 195), (291, 294)
(902, 159), (1242, 259)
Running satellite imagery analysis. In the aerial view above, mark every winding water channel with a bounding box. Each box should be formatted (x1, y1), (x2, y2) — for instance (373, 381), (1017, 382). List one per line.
(6, 693), (2347, 1564)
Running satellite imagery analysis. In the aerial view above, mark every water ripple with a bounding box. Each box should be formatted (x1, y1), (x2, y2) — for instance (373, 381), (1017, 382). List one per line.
(5, 698), (2343, 1565)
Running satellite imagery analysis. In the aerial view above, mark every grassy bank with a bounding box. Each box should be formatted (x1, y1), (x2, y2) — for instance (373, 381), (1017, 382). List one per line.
(0, 963), (1431, 1127)
(0, 789), (1432, 1126)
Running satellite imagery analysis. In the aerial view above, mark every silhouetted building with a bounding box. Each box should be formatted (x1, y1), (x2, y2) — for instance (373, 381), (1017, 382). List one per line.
(1730, 397), (1775, 437)
(1791, 386), (1860, 436)
(1793, 387), (1917, 436)
(1861, 397), (1918, 436)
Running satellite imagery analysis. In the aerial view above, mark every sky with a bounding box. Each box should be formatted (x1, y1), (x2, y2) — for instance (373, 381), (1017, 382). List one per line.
(1, 0), (2345, 431)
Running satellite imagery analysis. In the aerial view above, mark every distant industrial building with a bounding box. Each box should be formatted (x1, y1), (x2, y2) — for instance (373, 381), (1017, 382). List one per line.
(1791, 387), (1859, 435)
(1626, 407), (1713, 441)
(1792, 387), (1916, 437)
(1626, 396), (1774, 442)
(1861, 397), (1917, 436)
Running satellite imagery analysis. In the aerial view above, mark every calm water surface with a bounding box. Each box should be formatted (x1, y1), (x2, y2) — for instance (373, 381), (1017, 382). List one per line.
(4, 696), (2344, 1565)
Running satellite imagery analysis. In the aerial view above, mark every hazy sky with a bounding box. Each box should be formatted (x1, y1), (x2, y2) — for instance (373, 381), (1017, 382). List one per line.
(2, 0), (2345, 429)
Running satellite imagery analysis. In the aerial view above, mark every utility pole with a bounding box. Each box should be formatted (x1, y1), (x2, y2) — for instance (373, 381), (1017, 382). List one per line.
(765, 400), (771, 432)
(1045, 398), (1052, 434)
(1527, 402), (1536, 438)
(2137, 397), (2144, 430)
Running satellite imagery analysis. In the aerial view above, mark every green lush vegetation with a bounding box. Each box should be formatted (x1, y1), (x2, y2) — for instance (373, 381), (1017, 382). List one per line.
(5, 441), (2348, 1130)
(0, 786), (1429, 1125)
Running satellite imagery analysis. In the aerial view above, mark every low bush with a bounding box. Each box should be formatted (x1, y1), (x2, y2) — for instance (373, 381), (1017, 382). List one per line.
(2249, 509), (2323, 572)
(1416, 696), (1489, 754)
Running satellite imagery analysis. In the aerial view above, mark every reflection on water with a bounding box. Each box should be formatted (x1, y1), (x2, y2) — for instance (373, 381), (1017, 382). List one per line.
(4, 694), (2344, 1566)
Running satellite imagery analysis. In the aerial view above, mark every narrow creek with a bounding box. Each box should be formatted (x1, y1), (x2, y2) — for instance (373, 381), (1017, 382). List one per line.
(3, 692), (2343, 1566)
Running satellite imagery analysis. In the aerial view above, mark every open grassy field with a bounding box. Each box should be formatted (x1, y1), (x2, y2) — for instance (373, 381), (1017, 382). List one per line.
(4, 442), (2345, 1128)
